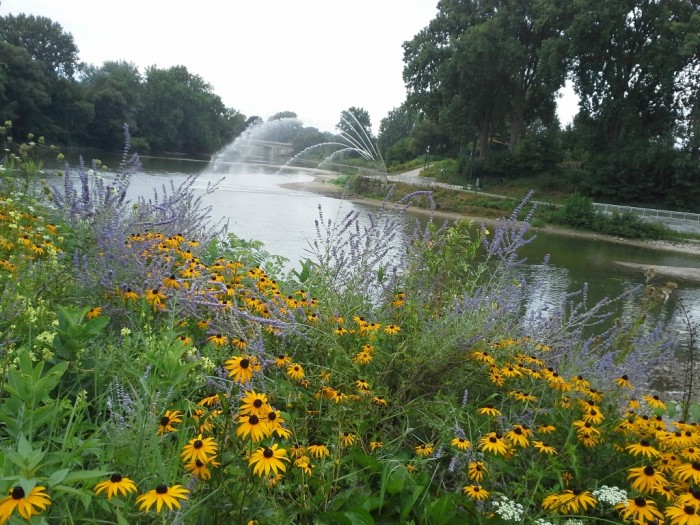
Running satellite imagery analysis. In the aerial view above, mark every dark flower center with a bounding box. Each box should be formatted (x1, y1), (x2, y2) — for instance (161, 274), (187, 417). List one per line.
(249, 415), (260, 424)
(692, 462), (700, 470)
(194, 440), (203, 449)
(489, 437), (497, 443)
(268, 412), (277, 421)
(640, 440), (650, 447)
(156, 484), (168, 494)
(240, 359), (250, 369)
(634, 496), (646, 507)
(195, 460), (204, 467)
(685, 505), (696, 515)
(263, 448), (274, 458)
(11, 486), (25, 499)
(643, 466), (655, 475)
(160, 416), (170, 426)
(621, 374), (628, 380)
(253, 399), (263, 408)
(110, 473), (123, 483)
(572, 489), (582, 495)
(514, 427), (523, 435)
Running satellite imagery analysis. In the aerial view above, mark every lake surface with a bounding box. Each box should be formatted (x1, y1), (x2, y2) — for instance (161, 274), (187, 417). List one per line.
(53, 153), (700, 338)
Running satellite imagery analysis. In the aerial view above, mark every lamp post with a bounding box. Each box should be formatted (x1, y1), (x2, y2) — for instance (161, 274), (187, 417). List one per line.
(424, 146), (431, 169)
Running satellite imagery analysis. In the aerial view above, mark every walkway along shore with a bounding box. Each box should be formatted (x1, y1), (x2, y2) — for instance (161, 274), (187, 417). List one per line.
(280, 172), (700, 259)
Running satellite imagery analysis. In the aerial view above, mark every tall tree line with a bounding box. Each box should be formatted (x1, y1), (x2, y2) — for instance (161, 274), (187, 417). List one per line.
(399, 0), (700, 208)
(0, 13), (247, 154)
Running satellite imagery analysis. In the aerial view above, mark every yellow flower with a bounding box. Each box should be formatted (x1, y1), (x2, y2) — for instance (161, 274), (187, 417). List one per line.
(86, 306), (102, 319)
(274, 354), (291, 367)
(451, 437), (471, 451)
(532, 441), (558, 455)
(477, 405), (501, 417)
(372, 396), (387, 406)
(157, 410), (183, 436)
(463, 484), (489, 500)
(468, 461), (487, 482)
(224, 355), (261, 384)
(249, 444), (289, 477)
(185, 457), (219, 480)
(135, 484), (189, 513)
(644, 394), (666, 410)
(626, 439), (660, 458)
(384, 324), (401, 335)
(505, 424), (532, 448)
(478, 432), (508, 456)
(628, 465), (668, 494)
(93, 473), (137, 499)
(237, 414), (271, 442)
(208, 333), (228, 347)
(616, 374), (632, 388)
(415, 443), (434, 457)
(287, 363), (305, 380)
(616, 495), (664, 523)
(334, 430), (354, 447)
(307, 443), (331, 459)
(674, 461), (700, 484)
(370, 440), (383, 452)
(541, 489), (597, 514)
(0, 485), (51, 522)
(181, 434), (218, 463)
(239, 390), (270, 417)
(294, 456), (314, 476)
(664, 504), (700, 525)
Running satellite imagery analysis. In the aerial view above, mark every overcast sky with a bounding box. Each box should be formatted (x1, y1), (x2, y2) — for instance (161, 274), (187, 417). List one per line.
(2, 0), (578, 133)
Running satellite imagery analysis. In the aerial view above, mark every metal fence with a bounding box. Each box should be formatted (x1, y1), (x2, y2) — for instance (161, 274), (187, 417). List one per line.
(593, 203), (700, 233)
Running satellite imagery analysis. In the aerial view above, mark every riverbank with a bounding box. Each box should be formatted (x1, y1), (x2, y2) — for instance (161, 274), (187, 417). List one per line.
(283, 174), (700, 257)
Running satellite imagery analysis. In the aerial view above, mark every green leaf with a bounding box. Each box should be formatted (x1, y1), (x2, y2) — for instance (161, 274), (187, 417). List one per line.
(427, 495), (456, 525)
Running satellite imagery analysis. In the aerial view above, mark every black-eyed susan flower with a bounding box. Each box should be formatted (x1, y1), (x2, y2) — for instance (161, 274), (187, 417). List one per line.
(628, 465), (668, 494)
(384, 324), (401, 335)
(415, 443), (434, 457)
(467, 460), (487, 482)
(533, 441), (558, 455)
(644, 394), (666, 410)
(145, 288), (167, 308)
(355, 379), (370, 391)
(263, 409), (285, 433)
(239, 390), (270, 417)
(86, 306), (102, 319)
(289, 444), (306, 458)
(274, 354), (291, 367)
(505, 425), (532, 448)
(616, 495), (664, 523)
(286, 363), (305, 381)
(237, 414), (270, 442)
(665, 504), (700, 525)
(479, 432), (508, 456)
(677, 491), (700, 512)
(135, 484), (189, 513)
(294, 456), (314, 476)
(372, 396), (388, 406)
(370, 440), (383, 452)
(307, 443), (330, 459)
(157, 410), (183, 436)
(249, 444), (289, 477)
(163, 274), (180, 289)
(541, 489), (597, 514)
(198, 394), (220, 407)
(93, 473), (137, 499)
(208, 333), (228, 347)
(181, 434), (218, 463)
(185, 457), (219, 480)
(675, 462), (700, 485)
(683, 448), (700, 462)
(451, 437), (471, 451)
(463, 484), (489, 500)
(224, 355), (261, 384)
(339, 432), (357, 447)
(616, 374), (632, 388)
(537, 424), (556, 434)
(353, 351), (373, 365)
(477, 405), (501, 417)
(0, 485), (51, 522)
(626, 439), (660, 458)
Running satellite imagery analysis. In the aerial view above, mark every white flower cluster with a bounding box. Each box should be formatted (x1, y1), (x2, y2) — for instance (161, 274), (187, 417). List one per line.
(492, 496), (525, 521)
(533, 519), (554, 525)
(592, 485), (627, 506)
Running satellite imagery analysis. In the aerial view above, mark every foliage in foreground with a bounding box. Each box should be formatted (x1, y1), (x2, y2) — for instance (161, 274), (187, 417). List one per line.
(0, 142), (699, 524)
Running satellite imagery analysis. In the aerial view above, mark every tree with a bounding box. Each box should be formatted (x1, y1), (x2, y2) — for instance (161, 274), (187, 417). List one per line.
(0, 14), (79, 78)
(0, 41), (51, 139)
(377, 104), (418, 155)
(403, 0), (569, 160)
(337, 107), (373, 140)
(139, 65), (244, 154)
(268, 111), (298, 121)
(81, 61), (143, 149)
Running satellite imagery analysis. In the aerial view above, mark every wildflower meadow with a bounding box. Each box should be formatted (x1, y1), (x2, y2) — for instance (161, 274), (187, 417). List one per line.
(1, 124), (700, 524)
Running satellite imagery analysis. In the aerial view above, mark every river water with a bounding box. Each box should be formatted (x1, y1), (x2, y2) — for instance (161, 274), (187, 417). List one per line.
(55, 153), (700, 340)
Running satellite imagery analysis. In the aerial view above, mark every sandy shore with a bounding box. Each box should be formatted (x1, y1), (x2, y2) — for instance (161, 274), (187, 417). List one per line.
(282, 175), (700, 257)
